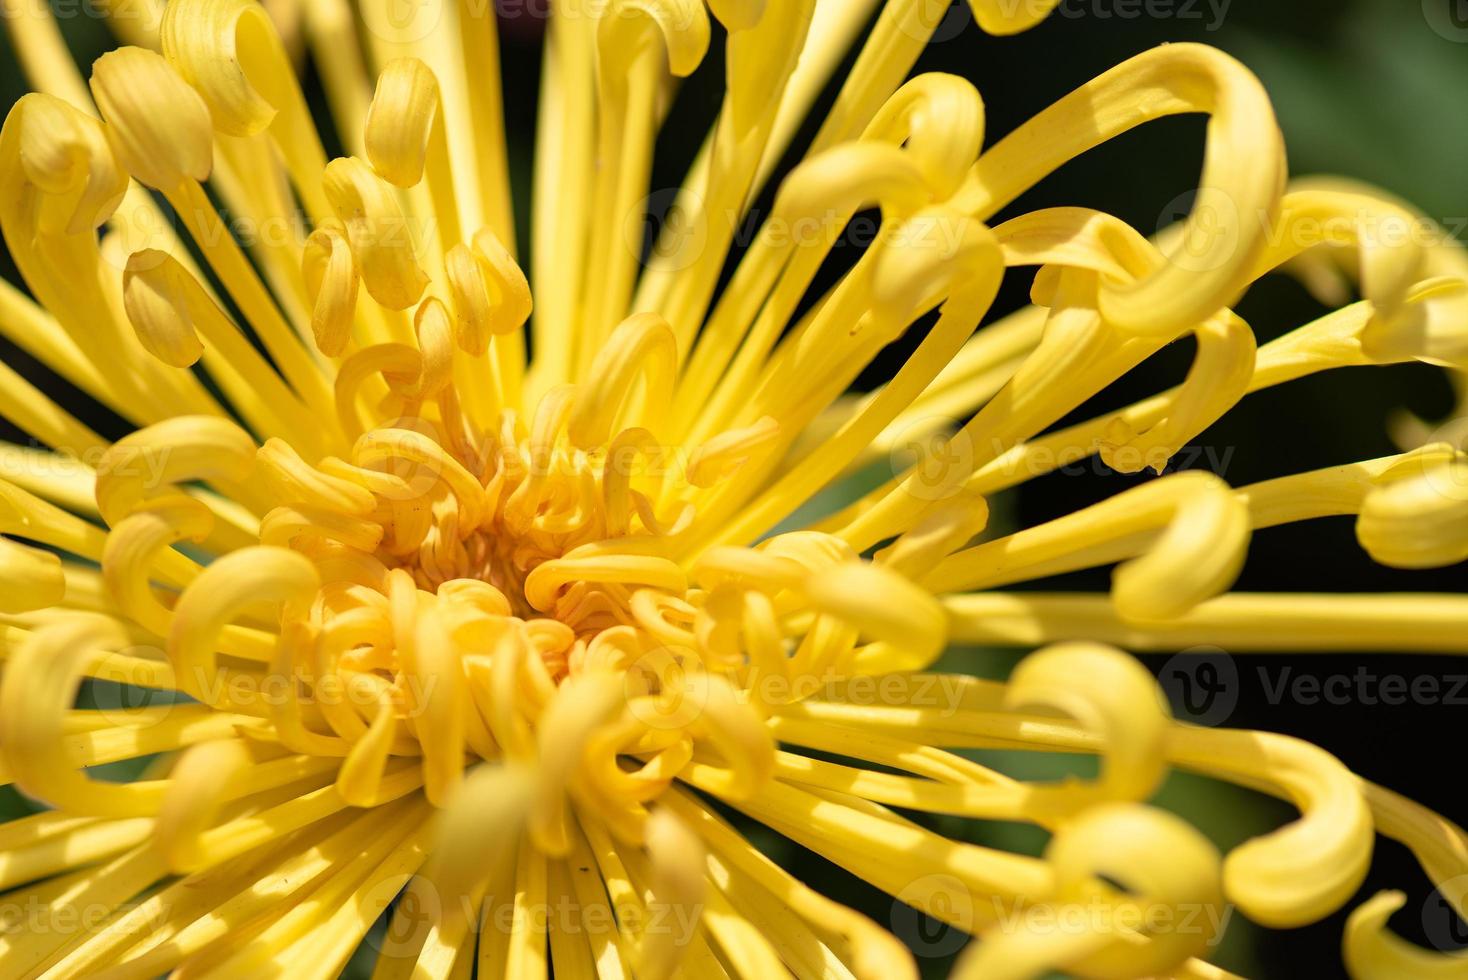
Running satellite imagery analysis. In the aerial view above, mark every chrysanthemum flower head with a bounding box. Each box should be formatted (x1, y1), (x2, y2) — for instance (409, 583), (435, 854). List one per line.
(2, 0), (1468, 977)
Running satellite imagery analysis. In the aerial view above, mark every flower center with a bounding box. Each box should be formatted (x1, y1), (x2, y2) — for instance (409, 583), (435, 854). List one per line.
(355, 418), (638, 626)
(266, 401), (692, 669)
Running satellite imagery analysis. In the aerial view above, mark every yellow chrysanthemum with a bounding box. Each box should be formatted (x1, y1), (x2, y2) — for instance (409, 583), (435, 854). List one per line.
(1, 0), (1467, 977)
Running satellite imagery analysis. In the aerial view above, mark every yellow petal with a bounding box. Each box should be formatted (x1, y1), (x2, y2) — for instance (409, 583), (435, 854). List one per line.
(322, 156), (430, 310)
(90, 45), (213, 190)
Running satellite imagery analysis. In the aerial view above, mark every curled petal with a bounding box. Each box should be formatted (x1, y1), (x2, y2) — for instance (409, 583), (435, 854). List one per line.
(431, 765), (535, 928)
(1100, 309), (1258, 475)
(597, 0), (711, 79)
(1344, 891), (1468, 980)
(121, 249), (314, 448)
(961, 44), (1284, 336)
(927, 471), (1251, 622)
(1170, 726), (1374, 927)
(693, 534), (944, 674)
(0, 618), (168, 816)
(804, 562), (947, 673)
(257, 438), (375, 516)
(322, 156), (429, 310)
(353, 427), (487, 528)
(774, 142), (930, 228)
(90, 46), (213, 190)
(639, 808), (708, 980)
(500, 385), (575, 532)
(302, 223), (359, 356)
(875, 496), (989, 578)
(692, 532), (847, 593)
(364, 57), (441, 188)
(599, 428), (695, 538)
(687, 416), (780, 488)
(524, 542), (686, 614)
(1111, 474), (1251, 621)
(121, 249), (209, 367)
(1, 93), (128, 234)
(1363, 276), (1468, 370)
(966, 0), (1063, 34)
(102, 497), (213, 635)
(996, 206), (1157, 290)
(95, 416), (257, 525)
(955, 804), (1223, 979)
(444, 228), (531, 356)
(863, 73), (985, 201)
(568, 312), (678, 447)
(413, 297), (456, 398)
(1255, 187), (1427, 327)
(333, 343), (422, 438)
(1357, 445), (1468, 569)
(154, 738), (252, 871)
(160, 0), (295, 136)
(678, 671), (775, 799)
(259, 504), (382, 552)
(1050, 803), (1224, 978)
(869, 208), (1002, 322)
(529, 670), (626, 855)
(1005, 643), (1170, 815)
(169, 545), (320, 703)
